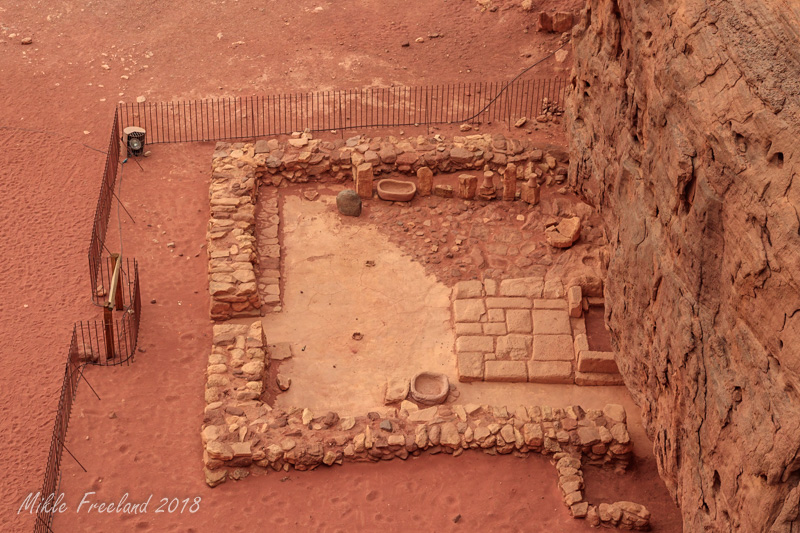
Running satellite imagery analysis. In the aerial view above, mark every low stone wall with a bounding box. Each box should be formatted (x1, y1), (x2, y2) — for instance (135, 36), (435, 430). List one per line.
(207, 149), (261, 320)
(254, 187), (282, 313)
(202, 323), (649, 530)
(207, 132), (571, 319)
(242, 132), (568, 188)
(555, 452), (651, 530)
(203, 325), (634, 478)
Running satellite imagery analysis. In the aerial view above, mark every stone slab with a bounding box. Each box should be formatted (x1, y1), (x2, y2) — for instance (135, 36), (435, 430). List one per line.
(488, 309), (505, 323)
(455, 336), (494, 353)
(486, 297), (533, 309)
(484, 360), (528, 382)
(567, 285), (583, 318)
(455, 323), (483, 336)
(577, 350), (619, 374)
(533, 334), (575, 362)
(573, 333), (590, 355)
(457, 352), (485, 382)
(496, 334), (533, 360)
(575, 372), (625, 386)
(268, 342), (293, 360)
(499, 277), (545, 298)
(483, 322), (508, 336)
(528, 361), (573, 384)
(453, 280), (484, 300)
(534, 299), (568, 310)
(506, 309), (532, 333)
(453, 299), (486, 323)
(533, 309), (572, 335)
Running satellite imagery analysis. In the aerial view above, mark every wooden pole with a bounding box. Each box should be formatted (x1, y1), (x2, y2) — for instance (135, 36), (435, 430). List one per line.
(109, 253), (124, 311)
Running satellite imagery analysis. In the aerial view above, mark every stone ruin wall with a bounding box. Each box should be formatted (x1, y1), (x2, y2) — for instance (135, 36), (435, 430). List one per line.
(202, 321), (651, 530)
(567, 1), (800, 531)
(208, 132), (580, 321)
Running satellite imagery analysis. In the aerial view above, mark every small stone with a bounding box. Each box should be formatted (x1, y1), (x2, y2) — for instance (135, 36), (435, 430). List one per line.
(136, 95), (146, 103)
(380, 420), (393, 432)
(269, 342), (293, 361)
(401, 41), (410, 47)
(545, 216), (581, 248)
(571, 501), (589, 518)
(277, 374), (291, 391)
(459, 124), (472, 132)
(340, 417), (356, 431)
(415, 37), (425, 43)
(21, 37), (33, 45)
(323, 451), (337, 465)
(603, 404), (627, 424)
(440, 422), (461, 448)
(303, 190), (319, 201)
(433, 184), (454, 198)
(204, 468), (227, 487)
(384, 378), (409, 404)
(514, 117), (527, 128)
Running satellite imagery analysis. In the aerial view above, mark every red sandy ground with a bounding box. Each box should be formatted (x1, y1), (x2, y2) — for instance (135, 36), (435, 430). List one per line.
(0, 0), (680, 531)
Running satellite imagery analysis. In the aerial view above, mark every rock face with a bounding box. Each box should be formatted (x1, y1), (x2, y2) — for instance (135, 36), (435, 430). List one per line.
(567, 2), (800, 531)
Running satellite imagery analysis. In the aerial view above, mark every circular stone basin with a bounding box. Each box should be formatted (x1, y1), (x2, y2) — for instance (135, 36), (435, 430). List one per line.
(410, 371), (450, 405)
(377, 179), (417, 202)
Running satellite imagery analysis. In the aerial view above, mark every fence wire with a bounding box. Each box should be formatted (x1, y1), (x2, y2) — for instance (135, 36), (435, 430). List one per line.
(119, 78), (567, 144)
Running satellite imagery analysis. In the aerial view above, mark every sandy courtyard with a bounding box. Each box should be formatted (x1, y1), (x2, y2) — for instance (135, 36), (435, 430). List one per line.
(266, 194), (454, 415)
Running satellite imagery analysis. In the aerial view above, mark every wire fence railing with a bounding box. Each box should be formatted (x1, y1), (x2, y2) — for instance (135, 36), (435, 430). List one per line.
(33, 328), (82, 533)
(34, 262), (141, 532)
(88, 109), (122, 305)
(118, 78), (568, 144)
(35, 98), (144, 530)
(77, 259), (141, 366)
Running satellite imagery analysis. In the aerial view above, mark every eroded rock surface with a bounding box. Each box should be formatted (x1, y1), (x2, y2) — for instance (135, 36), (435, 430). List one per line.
(567, 2), (800, 531)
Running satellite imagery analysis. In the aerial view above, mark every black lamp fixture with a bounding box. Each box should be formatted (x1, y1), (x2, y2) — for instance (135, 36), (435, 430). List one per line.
(122, 126), (146, 157)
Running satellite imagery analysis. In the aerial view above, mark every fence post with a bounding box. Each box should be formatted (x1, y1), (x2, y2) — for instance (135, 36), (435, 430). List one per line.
(102, 307), (115, 363)
(110, 253), (124, 311)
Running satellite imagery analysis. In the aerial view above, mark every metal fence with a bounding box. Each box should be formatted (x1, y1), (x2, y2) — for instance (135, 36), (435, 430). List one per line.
(34, 328), (83, 533)
(88, 110), (121, 305)
(118, 78), (568, 144)
(77, 260), (141, 366)
(34, 262), (140, 532)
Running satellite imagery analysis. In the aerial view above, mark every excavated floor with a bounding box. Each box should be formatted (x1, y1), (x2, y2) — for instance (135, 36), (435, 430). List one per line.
(261, 191), (646, 449)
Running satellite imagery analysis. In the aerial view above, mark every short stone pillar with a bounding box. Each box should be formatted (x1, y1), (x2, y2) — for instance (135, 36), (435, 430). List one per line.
(502, 163), (517, 201)
(521, 175), (540, 205)
(567, 285), (583, 318)
(354, 163), (374, 199)
(417, 166), (433, 196)
(457, 174), (477, 199)
(479, 171), (496, 200)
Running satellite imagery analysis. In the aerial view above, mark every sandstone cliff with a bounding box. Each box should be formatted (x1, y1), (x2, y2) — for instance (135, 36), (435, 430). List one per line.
(567, 1), (800, 531)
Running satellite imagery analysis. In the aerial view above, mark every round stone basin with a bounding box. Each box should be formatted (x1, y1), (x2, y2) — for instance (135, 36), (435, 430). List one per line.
(410, 371), (450, 405)
(377, 179), (416, 202)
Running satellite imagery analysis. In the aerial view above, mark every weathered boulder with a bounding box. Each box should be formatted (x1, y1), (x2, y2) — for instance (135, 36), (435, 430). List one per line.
(336, 189), (362, 217)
